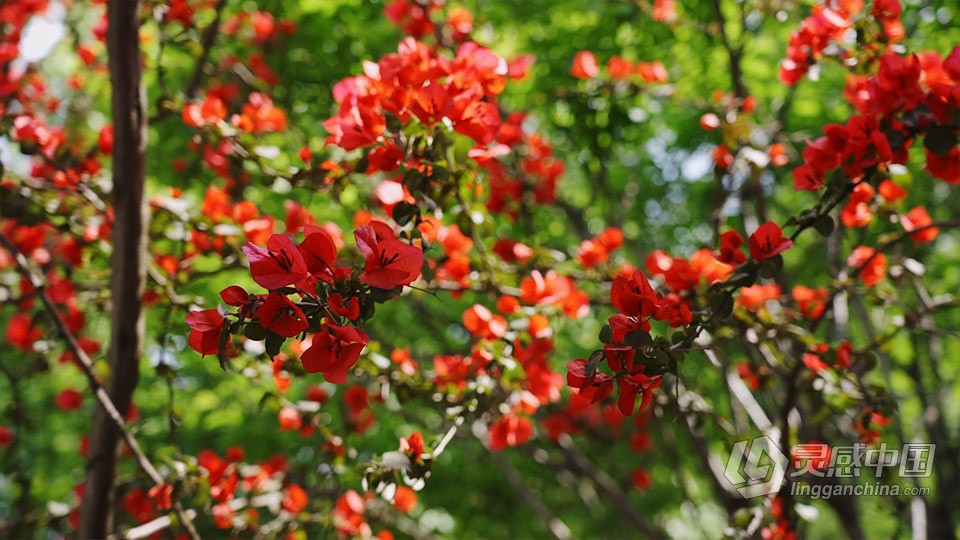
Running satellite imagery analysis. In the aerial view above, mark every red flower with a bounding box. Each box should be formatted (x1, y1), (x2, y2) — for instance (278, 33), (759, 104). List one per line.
(400, 431), (424, 458)
(617, 372), (661, 416)
(186, 309), (225, 355)
(878, 179), (908, 201)
(926, 147), (960, 185)
(182, 96), (226, 127)
(717, 230), (747, 264)
(836, 341), (853, 369)
(56, 389), (83, 411)
(840, 183), (875, 228)
(610, 270), (660, 318)
(488, 414), (533, 450)
(653, 293), (692, 328)
(748, 222), (793, 261)
(570, 51), (599, 79)
(462, 304), (507, 339)
(900, 206), (939, 244)
(278, 407), (302, 430)
(393, 486), (418, 513)
(6, 313), (41, 351)
(300, 324), (370, 383)
(802, 353), (830, 373)
(243, 234), (308, 290)
(847, 246), (886, 287)
(220, 285), (253, 307)
(631, 468), (652, 490)
(792, 285), (827, 319)
(256, 292), (309, 337)
(0, 425), (12, 448)
(282, 484), (309, 514)
(355, 222), (423, 289)
(298, 226), (339, 280)
(329, 293), (361, 320)
(148, 484), (173, 511)
(792, 165), (824, 192)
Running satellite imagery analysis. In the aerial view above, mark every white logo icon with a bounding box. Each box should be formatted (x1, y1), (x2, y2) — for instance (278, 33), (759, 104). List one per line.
(724, 436), (789, 498)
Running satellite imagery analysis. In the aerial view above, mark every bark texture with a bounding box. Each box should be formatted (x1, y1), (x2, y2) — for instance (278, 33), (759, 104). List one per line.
(79, 1), (148, 537)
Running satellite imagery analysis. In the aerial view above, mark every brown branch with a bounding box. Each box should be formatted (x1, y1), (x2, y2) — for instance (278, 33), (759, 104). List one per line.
(0, 235), (199, 539)
(186, 0), (228, 100)
(710, 0), (748, 99)
(78, 2), (180, 537)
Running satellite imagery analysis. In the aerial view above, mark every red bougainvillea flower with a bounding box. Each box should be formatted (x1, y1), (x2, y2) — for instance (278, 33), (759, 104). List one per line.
(298, 225), (339, 281)
(802, 353), (830, 373)
(737, 284), (781, 312)
(570, 51), (599, 79)
(6, 313), (41, 351)
(847, 246), (887, 287)
(748, 222), (793, 261)
(278, 407), (302, 431)
(182, 95), (226, 127)
(611, 270), (660, 318)
(840, 183), (875, 228)
(300, 324), (370, 383)
(617, 372), (661, 416)
(243, 234), (308, 290)
(836, 341), (853, 369)
(462, 304), (507, 339)
(186, 308), (225, 355)
(631, 468), (652, 490)
(0, 425), (13, 448)
(926, 147), (960, 185)
(488, 413), (533, 450)
(792, 285), (828, 319)
(256, 292), (309, 337)
(148, 484), (173, 511)
(900, 206), (939, 244)
(220, 285), (254, 307)
(878, 180), (908, 202)
(56, 389), (83, 411)
(354, 222), (423, 289)
(393, 486), (418, 513)
(122, 488), (155, 524)
(400, 431), (424, 459)
(566, 358), (615, 403)
(793, 164), (824, 191)
(282, 484), (308, 514)
(653, 293), (692, 328)
(329, 293), (361, 320)
(717, 230), (747, 264)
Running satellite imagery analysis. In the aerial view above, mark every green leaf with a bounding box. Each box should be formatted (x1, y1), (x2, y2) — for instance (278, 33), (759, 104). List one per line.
(623, 330), (653, 348)
(924, 126), (957, 156)
(599, 324), (613, 344)
(813, 214), (835, 236)
(392, 201), (419, 226)
(243, 323), (266, 341)
(265, 331), (284, 358)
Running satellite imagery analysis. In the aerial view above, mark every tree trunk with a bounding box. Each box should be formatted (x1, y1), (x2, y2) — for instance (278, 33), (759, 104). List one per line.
(79, 1), (147, 537)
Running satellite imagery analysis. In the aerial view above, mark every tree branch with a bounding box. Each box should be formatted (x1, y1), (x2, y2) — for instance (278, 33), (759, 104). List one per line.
(0, 235), (199, 539)
(80, 2), (164, 537)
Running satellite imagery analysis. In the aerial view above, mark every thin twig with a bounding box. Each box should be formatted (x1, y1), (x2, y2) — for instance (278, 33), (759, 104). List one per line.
(0, 234), (200, 540)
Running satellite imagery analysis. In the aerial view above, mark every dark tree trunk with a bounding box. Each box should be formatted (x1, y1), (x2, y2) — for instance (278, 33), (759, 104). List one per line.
(78, 1), (147, 537)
